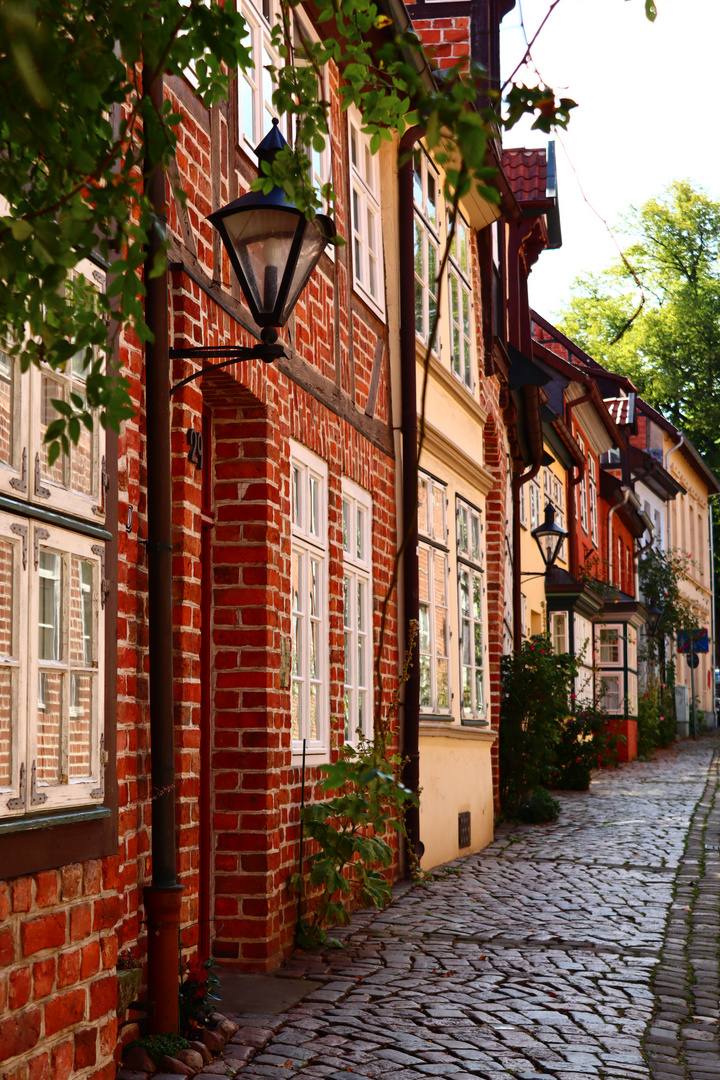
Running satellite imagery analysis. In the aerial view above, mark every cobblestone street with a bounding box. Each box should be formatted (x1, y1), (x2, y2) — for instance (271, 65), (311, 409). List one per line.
(215, 736), (720, 1080)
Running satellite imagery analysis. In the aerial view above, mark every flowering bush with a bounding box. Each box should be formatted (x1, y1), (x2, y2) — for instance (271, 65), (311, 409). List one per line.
(499, 634), (577, 812)
(178, 956), (221, 1037)
(550, 699), (620, 790)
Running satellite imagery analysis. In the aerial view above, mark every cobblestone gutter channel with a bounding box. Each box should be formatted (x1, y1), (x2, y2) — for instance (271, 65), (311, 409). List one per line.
(643, 746), (720, 1080)
(220, 737), (719, 1080)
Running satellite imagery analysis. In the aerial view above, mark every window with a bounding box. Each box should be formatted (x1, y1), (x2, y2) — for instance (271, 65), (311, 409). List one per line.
(549, 611), (568, 655)
(599, 673), (621, 713)
(414, 151), (439, 346)
(238, 0), (286, 151)
(576, 435), (588, 533)
(1, 261), (108, 824)
(529, 476), (541, 531)
(543, 467), (553, 501)
(519, 483), (527, 528)
(448, 216), (474, 389)
(598, 626), (622, 666)
(456, 498), (485, 721)
(348, 109), (383, 311)
(588, 456), (598, 545)
(290, 443), (328, 754)
(418, 474), (449, 714)
(552, 475), (566, 561)
(521, 592), (527, 638)
(342, 480), (372, 744)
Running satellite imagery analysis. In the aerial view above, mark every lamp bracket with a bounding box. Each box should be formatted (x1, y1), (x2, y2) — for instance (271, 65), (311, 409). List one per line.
(169, 344), (286, 395)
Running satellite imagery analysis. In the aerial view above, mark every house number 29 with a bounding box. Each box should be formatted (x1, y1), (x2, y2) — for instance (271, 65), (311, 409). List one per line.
(186, 428), (203, 469)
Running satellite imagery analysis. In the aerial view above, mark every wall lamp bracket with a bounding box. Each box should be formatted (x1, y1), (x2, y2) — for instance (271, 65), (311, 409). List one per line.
(169, 342), (286, 395)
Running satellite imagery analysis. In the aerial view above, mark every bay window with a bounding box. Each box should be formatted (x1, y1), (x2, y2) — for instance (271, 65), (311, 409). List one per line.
(595, 622), (638, 716)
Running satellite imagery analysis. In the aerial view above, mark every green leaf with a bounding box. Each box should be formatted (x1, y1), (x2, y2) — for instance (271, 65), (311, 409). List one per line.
(10, 219), (32, 242)
(645, 0), (658, 20)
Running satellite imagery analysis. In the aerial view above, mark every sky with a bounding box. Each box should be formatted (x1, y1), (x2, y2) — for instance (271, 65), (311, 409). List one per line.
(499, 0), (720, 323)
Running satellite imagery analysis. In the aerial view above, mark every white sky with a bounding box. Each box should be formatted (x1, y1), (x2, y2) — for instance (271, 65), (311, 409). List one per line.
(499, 0), (720, 322)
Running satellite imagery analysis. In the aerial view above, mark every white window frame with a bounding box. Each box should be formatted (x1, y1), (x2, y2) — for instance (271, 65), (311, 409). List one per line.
(0, 514), (105, 819)
(414, 150), (440, 349)
(596, 624), (623, 667)
(552, 475), (566, 562)
(448, 214), (474, 391)
(549, 610), (568, 655)
(0, 261), (106, 521)
(290, 442), (328, 757)
(348, 108), (384, 314)
(529, 476), (541, 532)
(237, 0), (290, 153)
(341, 479), (373, 745)
(588, 455), (598, 545)
(598, 672), (622, 714)
(418, 472), (450, 715)
(456, 497), (486, 721)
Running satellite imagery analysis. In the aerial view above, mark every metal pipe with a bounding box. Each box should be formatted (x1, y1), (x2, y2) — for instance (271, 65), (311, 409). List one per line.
(142, 60), (183, 1034)
(398, 128), (423, 875)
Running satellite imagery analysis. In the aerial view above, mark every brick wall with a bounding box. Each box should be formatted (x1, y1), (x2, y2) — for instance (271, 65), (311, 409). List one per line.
(0, 864), (119, 1080)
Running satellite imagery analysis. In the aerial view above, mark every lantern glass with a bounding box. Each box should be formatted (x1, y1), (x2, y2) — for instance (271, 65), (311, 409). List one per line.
(222, 206), (303, 319)
(280, 217), (333, 324)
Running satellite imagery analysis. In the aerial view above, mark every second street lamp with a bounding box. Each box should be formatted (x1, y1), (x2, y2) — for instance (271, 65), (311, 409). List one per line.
(531, 501), (568, 573)
(170, 118), (335, 394)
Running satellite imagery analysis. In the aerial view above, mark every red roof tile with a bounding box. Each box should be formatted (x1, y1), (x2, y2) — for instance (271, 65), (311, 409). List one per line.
(502, 149), (548, 202)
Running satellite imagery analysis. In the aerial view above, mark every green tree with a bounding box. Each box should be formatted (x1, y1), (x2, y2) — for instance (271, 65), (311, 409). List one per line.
(558, 181), (720, 473)
(0, 0), (655, 459)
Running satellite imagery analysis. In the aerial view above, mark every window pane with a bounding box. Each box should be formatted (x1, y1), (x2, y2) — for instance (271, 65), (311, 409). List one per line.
(473, 576), (482, 621)
(310, 559), (319, 616)
(436, 659), (449, 709)
(291, 680), (300, 741)
(37, 671), (63, 784)
(309, 683), (317, 740)
(418, 547), (430, 603)
(309, 619), (318, 679)
(471, 514), (481, 563)
(427, 171), (437, 227)
(68, 674), (93, 778)
(432, 487), (444, 540)
(357, 507), (365, 561)
(342, 498), (350, 553)
(309, 476), (319, 536)
(419, 655), (431, 708)
(292, 466), (301, 527)
(70, 557), (95, 666)
(459, 570), (470, 616)
(39, 550), (62, 661)
(0, 670), (11, 787)
(0, 349), (15, 469)
(357, 580), (366, 632)
(41, 375), (68, 487)
(71, 390), (94, 497)
(458, 506), (468, 555)
(413, 160), (423, 207)
(417, 479), (428, 535)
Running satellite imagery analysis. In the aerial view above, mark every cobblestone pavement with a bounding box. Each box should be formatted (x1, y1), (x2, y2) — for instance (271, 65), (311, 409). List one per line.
(224, 737), (720, 1080)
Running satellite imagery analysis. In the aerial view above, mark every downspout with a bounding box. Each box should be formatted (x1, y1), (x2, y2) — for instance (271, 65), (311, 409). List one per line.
(607, 486), (631, 588)
(710, 500), (717, 726)
(564, 391), (593, 577)
(665, 435), (685, 550)
(399, 126), (423, 875)
(142, 62), (184, 1033)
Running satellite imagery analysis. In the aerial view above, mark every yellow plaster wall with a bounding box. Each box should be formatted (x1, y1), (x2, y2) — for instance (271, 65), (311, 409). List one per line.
(664, 435), (715, 714)
(519, 454), (569, 639)
(418, 726), (496, 870)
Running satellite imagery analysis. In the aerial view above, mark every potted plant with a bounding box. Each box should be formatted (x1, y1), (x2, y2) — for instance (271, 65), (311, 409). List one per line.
(116, 950), (142, 1019)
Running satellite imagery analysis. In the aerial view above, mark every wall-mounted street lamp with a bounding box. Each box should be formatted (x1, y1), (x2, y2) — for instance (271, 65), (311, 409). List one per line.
(170, 118), (335, 394)
(531, 501), (568, 573)
(645, 599), (663, 637)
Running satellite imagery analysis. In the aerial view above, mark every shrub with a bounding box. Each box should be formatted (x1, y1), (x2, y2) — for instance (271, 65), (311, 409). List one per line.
(551, 699), (620, 789)
(514, 787), (560, 823)
(499, 634), (577, 812)
(129, 1034), (190, 1065)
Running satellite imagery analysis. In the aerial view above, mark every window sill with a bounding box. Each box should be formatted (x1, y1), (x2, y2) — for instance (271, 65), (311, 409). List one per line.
(0, 805), (111, 836)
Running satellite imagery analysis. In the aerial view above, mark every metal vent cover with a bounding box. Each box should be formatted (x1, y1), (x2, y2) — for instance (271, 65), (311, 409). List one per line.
(458, 811), (471, 849)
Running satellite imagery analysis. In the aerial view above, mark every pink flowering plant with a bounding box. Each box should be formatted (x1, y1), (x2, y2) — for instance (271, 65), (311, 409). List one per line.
(178, 956), (221, 1037)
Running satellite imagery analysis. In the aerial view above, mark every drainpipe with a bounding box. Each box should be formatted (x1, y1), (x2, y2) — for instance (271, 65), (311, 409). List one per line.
(142, 62), (184, 1033)
(607, 486), (631, 588)
(710, 501), (717, 726)
(399, 126), (423, 875)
